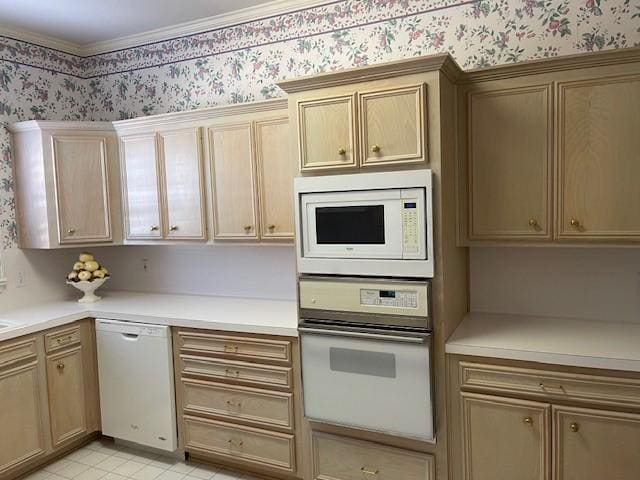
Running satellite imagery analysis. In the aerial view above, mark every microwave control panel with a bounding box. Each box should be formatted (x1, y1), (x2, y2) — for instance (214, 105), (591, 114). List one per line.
(360, 289), (418, 309)
(402, 201), (419, 254)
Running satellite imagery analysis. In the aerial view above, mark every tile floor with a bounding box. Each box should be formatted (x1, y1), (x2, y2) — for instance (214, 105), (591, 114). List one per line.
(21, 438), (262, 480)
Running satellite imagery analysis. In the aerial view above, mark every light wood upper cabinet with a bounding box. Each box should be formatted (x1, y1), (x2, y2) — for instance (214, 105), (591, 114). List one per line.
(10, 121), (122, 249)
(462, 393), (550, 480)
(46, 346), (87, 447)
(53, 136), (112, 243)
(120, 134), (162, 239)
(208, 123), (259, 240)
(468, 85), (552, 240)
(557, 75), (640, 240)
(359, 84), (426, 167)
(255, 117), (295, 239)
(0, 339), (48, 475)
(298, 94), (357, 171)
(159, 128), (207, 239)
(554, 406), (640, 480)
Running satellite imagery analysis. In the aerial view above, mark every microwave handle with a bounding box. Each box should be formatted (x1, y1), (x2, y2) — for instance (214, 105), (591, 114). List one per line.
(298, 326), (429, 344)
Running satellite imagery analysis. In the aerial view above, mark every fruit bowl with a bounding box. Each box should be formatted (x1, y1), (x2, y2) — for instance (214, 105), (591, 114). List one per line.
(66, 277), (108, 303)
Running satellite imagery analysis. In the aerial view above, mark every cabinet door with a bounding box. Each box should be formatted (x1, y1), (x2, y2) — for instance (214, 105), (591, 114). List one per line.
(297, 95), (357, 171)
(53, 136), (112, 243)
(557, 76), (640, 240)
(255, 117), (295, 240)
(359, 84), (426, 167)
(159, 129), (206, 239)
(0, 359), (48, 474)
(554, 406), (640, 480)
(462, 393), (550, 480)
(121, 134), (162, 239)
(46, 346), (87, 447)
(468, 85), (552, 240)
(208, 123), (259, 239)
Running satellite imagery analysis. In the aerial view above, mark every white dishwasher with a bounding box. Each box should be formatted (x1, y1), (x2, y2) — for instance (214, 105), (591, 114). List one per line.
(96, 319), (177, 452)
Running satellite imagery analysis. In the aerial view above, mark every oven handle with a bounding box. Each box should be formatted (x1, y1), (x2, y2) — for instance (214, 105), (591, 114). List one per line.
(298, 326), (430, 344)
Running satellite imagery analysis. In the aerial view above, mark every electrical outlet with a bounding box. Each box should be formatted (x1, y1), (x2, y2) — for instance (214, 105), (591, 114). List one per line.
(141, 258), (149, 273)
(14, 270), (26, 288)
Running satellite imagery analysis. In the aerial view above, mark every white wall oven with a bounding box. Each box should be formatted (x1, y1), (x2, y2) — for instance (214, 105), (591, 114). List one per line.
(294, 169), (434, 278)
(298, 276), (434, 442)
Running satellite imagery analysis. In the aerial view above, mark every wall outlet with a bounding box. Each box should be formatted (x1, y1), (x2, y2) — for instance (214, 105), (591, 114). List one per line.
(141, 258), (149, 273)
(14, 270), (26, 288)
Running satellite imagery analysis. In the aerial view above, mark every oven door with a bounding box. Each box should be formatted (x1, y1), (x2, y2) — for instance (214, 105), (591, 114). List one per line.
(299, 327), (434, 442)
(300, 190), (403, 259)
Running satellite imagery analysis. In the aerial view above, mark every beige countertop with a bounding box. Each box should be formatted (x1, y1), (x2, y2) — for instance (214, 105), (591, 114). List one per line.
(0, 290), (298, 341)
(446, 312), (640, 373)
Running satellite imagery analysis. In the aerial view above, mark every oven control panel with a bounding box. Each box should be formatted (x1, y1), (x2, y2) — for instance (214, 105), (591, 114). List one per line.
(360, 289), (418, 309)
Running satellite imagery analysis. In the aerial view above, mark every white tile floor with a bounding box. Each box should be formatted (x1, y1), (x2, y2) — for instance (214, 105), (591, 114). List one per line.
(22, 439), (262, 480)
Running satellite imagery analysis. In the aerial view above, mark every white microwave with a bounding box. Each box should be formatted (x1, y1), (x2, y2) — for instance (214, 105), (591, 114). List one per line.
(294, 170), (434, 278)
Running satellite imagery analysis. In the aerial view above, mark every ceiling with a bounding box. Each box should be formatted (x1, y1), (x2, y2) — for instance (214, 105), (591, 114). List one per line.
(0, 0), (278, 45)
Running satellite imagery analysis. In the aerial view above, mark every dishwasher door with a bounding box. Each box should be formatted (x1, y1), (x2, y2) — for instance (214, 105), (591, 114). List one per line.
(96, 319), (177, 451)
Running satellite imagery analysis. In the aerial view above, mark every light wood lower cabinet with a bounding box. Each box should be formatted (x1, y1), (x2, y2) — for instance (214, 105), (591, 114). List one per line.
(0, 320), (99, 479)
(461, 393), (550, 480)
(311, 432), (435, 480)
(554, 406), (640, 480)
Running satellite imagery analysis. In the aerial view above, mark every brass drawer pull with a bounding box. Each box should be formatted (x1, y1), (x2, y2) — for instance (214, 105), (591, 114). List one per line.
(570, 422), (580, 433)
(56, 363), (65, 371)
(227, 439), (243, 447)
(361, 467), (379, 476)
(223, 344), (239, 353)
(523, 416), (533, 426)
(539, 382), (565, 392)
(225, 369), (241, 377)
(226, 400), (242, 408)
(56, 335), (73, 345)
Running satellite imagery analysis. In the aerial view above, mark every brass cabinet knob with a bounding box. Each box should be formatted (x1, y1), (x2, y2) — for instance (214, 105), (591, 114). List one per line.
(360, 467), (379, 476)
(371, 144), (381, 153)
(570, 422), (580, 433)
(56, 363), (65, 370)
(150, 225), (159, 231)
(268, 224), (276, 231)
(169, 225), (178, 231)
(67, 228), (75, 235)
(570, 219), (580, 228)
(523, 416), (533, 426)
(528, 218), (538, 227)
(337, 148), (346, 155)
(244, 225), (252, 232)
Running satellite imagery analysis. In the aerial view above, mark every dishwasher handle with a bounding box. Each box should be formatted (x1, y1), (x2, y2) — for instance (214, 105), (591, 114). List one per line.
(121, 333), (140, 341)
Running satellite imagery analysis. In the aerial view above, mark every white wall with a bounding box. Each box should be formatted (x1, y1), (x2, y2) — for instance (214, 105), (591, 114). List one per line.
(470, 247), (640, 324)
(91, 245), (297, 301)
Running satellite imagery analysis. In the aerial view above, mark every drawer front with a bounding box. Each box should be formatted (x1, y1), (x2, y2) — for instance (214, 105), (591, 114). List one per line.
(0, 337), (38, 368)
(178, 331), (291, 364)
(184, 416), (295, 473)
(312, 432), (434, 480)
(181, 355), (293, 389)
(460, 362), (640, 409)
(182, 378), (294, 430)
(45, 325), (81, 353)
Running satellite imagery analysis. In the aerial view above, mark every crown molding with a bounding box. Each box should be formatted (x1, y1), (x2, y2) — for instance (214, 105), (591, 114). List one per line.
(278, 53), (463, 93)
(8, 120), (115, 133)
(1, 0), (336, 57)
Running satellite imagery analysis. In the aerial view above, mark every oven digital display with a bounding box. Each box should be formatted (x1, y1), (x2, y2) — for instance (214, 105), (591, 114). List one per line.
(379, 290), (396, 298)
(360, 289), (418, 308)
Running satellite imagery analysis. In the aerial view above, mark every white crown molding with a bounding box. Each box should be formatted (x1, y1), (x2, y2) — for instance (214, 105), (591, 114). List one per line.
(1, 0), (335, 57)
(8, 120), (115, 133)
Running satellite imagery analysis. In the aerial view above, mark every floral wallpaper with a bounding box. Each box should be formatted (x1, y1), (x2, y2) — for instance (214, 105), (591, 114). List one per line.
(0, 0), (639, 249)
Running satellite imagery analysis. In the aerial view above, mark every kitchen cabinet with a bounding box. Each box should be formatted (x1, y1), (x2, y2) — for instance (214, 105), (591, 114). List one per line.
(557, 75), (640, 240)
(208, 116), (294, 241)
(0, 337), (48, 476)
(120, 134), (162, 239)
(208, 123), (259, 240)
(554, 406), (640, 480)
(9, 121), (122, 249)
(466, 84), (552, 240)
(461, 393), (550, 480)
(120, 128), (206, 241)
(295, 85), (427, 172)
(255, 117), (296, 239)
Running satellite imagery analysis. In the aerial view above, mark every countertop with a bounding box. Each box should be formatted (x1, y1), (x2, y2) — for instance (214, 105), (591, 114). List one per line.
(0, 291), (298, 341)
(446, 312), (640, 373)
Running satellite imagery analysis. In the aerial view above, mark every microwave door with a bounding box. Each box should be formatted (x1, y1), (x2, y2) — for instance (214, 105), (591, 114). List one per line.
(301, 191), (403, 259)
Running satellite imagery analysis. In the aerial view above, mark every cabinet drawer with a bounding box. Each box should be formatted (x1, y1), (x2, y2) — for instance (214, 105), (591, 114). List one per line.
(178, 331), (291, 364)
(182, 378), (294, 430)
(184, 416), (295, 473)
(45, 325), (81, 353)
(460, 362), (640, 409)
(312, 432), (434, 480)
(0, 337), (37, 368)
(181, 355), (293, 389)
